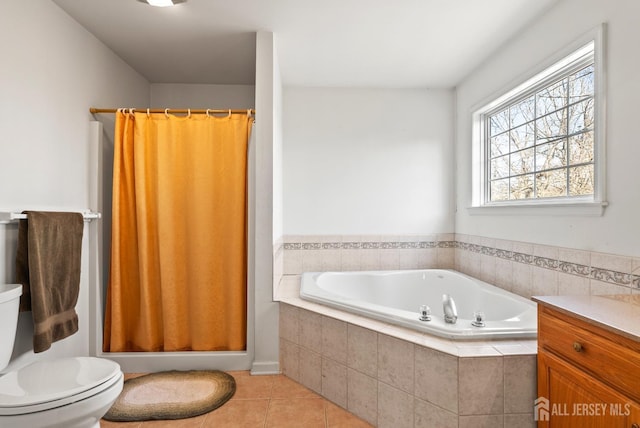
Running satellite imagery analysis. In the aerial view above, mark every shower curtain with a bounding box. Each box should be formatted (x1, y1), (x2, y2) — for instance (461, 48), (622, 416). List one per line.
(103, 110), (253, 352)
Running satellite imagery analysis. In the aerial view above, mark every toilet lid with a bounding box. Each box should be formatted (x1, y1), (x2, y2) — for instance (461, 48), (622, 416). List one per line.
(0, 357), (121, 409)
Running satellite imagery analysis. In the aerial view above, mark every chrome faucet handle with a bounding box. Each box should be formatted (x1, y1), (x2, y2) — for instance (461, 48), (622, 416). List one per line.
(472, 310), (485, 327)
(419, 305), (431, 321)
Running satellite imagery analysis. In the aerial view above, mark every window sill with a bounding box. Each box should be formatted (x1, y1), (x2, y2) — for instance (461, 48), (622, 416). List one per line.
(467, 201), (608, 216)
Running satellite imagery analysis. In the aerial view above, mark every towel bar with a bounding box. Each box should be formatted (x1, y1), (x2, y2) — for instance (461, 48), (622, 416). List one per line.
(0, 211), (101, 224)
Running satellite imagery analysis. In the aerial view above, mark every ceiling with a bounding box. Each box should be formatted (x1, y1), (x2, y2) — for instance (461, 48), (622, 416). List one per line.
(53, 0), (561, 88)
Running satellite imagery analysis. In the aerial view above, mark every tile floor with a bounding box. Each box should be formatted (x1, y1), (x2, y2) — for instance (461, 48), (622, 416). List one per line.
(101, 371), (373, 428)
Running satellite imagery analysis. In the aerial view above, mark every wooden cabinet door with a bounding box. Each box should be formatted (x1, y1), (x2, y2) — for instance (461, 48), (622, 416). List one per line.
(538, 350), (640, 428)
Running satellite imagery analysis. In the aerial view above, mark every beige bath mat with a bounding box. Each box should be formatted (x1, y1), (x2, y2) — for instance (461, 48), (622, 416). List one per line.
(104, 370), (235, 421)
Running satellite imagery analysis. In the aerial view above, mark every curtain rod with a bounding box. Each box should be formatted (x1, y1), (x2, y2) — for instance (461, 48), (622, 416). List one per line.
(90, 107), (255, 115)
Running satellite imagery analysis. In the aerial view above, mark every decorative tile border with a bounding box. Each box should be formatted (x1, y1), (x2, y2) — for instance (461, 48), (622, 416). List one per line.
(280, 237), (639, 289)
(457, 242), (640, 289)
(283, 240), (456, 251)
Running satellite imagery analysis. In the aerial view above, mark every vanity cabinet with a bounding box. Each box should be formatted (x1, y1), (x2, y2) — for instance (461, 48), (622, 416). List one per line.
(536, 297), (640, 428)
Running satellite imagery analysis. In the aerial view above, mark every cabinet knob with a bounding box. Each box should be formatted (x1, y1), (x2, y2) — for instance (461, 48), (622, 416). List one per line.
(573, 341), (583, 352)
(631, 423), (639, 428)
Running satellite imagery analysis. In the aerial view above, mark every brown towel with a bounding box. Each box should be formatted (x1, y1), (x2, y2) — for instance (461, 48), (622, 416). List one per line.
(15, 211), (84, 353)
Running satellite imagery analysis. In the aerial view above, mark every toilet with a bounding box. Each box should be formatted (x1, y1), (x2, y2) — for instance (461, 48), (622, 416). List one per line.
(0, 284), (123, 428)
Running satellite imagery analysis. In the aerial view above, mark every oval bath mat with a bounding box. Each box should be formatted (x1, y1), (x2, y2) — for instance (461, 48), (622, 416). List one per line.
(104, 370), (235, 422)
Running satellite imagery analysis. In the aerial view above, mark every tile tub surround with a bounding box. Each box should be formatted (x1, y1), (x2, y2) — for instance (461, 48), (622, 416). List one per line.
(278, 234), (640, 299)
(277, 279), (538, 428)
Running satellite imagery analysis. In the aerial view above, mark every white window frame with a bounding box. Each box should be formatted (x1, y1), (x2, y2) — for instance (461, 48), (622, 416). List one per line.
(469, 24), (607, 216)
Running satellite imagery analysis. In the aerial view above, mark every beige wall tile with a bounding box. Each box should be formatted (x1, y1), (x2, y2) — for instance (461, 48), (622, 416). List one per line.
(347, 368), (378, 426)
(302, 250), (323, 272)
(321, 249), (342, 271)
(280, 339), (300, 382)
(347, 325), (378, 378)
(437, 248), (455, 269)
(299, 347), (322, 394)
(504, 413), (535, 428)
(283, 249), (303, 275)
(504, 355), (536, 414)
(377, 382), (414, 428)
(279, 304), (299, 344)
(322, 316), (348, 363)
(378, 334), (415, 394)
(558, 247), (590, 266)
(459, 357), (504, 416)
(511, 262), (532, 298)
(459, 414), (504, 428)
(414, 346), (458, 414)
(399, 249), (420, 269)
(591, 252), (632, 273)
(379, 249), (400, 270)
(299, 309), (322, 353)
(479, 254), (496, 284)
(531, 266), (558, 297)
(321, 357), (347, 408)
(557, 272), (590, 295)
(533, 244), (558, 260)
(467, 251), (481, 279)
(494, 258), (513, 291)
(512, 241), (533, 255)
(414, 398), (458, 428)
(341, 249), (361, 271)
(494, 239), (513, 251)
(590, 280), (632, 295)
(361, 249), (381, 270)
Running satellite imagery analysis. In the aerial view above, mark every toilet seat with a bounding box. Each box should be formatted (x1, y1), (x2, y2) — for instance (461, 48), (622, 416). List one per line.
(0, 357), (122, 416)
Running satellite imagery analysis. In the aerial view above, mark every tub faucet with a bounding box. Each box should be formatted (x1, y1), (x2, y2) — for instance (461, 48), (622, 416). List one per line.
(442, 294), (458, 324)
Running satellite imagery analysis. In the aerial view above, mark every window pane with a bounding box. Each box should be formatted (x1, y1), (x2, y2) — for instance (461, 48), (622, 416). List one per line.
(568, 98), (594, 134)
(510, 148), (534, 176)
(490, 132), (509, 158)
(491, 155), (509, 179)
(510, 174), (534, 199)
(490, 109), (509, 136)
(535, 140), (566, 171)
(569, 65), (594, 103)
(510, 122), (535, 151)
(490, 178), (509, 201)
(536, 109), (567, 143)
(569, 165), (594, 196)
(510, 96), (534, 128)
(569, 131), (594, 165)
(536, 78), (568, 116)
(536, 169), (567, 198)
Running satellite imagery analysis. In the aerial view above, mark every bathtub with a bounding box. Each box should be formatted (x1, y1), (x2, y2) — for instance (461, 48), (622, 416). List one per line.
(300, 269), (537, 340)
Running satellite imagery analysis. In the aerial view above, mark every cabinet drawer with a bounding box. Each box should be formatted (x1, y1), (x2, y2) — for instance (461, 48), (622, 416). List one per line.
(539, 307), (640, 402)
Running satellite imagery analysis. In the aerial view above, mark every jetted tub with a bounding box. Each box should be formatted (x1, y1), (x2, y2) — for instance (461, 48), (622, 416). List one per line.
(300, 269), (537, 340)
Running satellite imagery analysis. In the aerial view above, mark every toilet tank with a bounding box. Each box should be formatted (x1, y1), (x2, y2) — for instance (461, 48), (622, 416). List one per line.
(0, 284), (22, 371)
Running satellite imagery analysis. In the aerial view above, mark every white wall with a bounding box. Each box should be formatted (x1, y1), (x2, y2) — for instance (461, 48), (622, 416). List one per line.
(283, 87), (455, 236)
(150, 83), (255, 109)
(0, 1), (149, 366)
(252, 31), (280, 374)
(455, 0), (640, 257)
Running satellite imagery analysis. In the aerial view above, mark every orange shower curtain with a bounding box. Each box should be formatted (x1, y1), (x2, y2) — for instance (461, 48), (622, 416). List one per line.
(103, 110), (252, 352)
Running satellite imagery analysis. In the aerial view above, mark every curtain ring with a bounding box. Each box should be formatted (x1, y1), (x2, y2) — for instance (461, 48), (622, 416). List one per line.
(247, 109), (251, 118)
(187, 108), (191, 118)
(165, 108), (170, 118)
(228, 109), (232, 117)
(130, 108), (135, 116)
(206, 109), (211, 117)
(147, 108), (151, 117)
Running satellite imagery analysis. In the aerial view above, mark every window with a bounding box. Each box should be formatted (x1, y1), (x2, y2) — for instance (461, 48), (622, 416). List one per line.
(471, 28), (606, 215)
